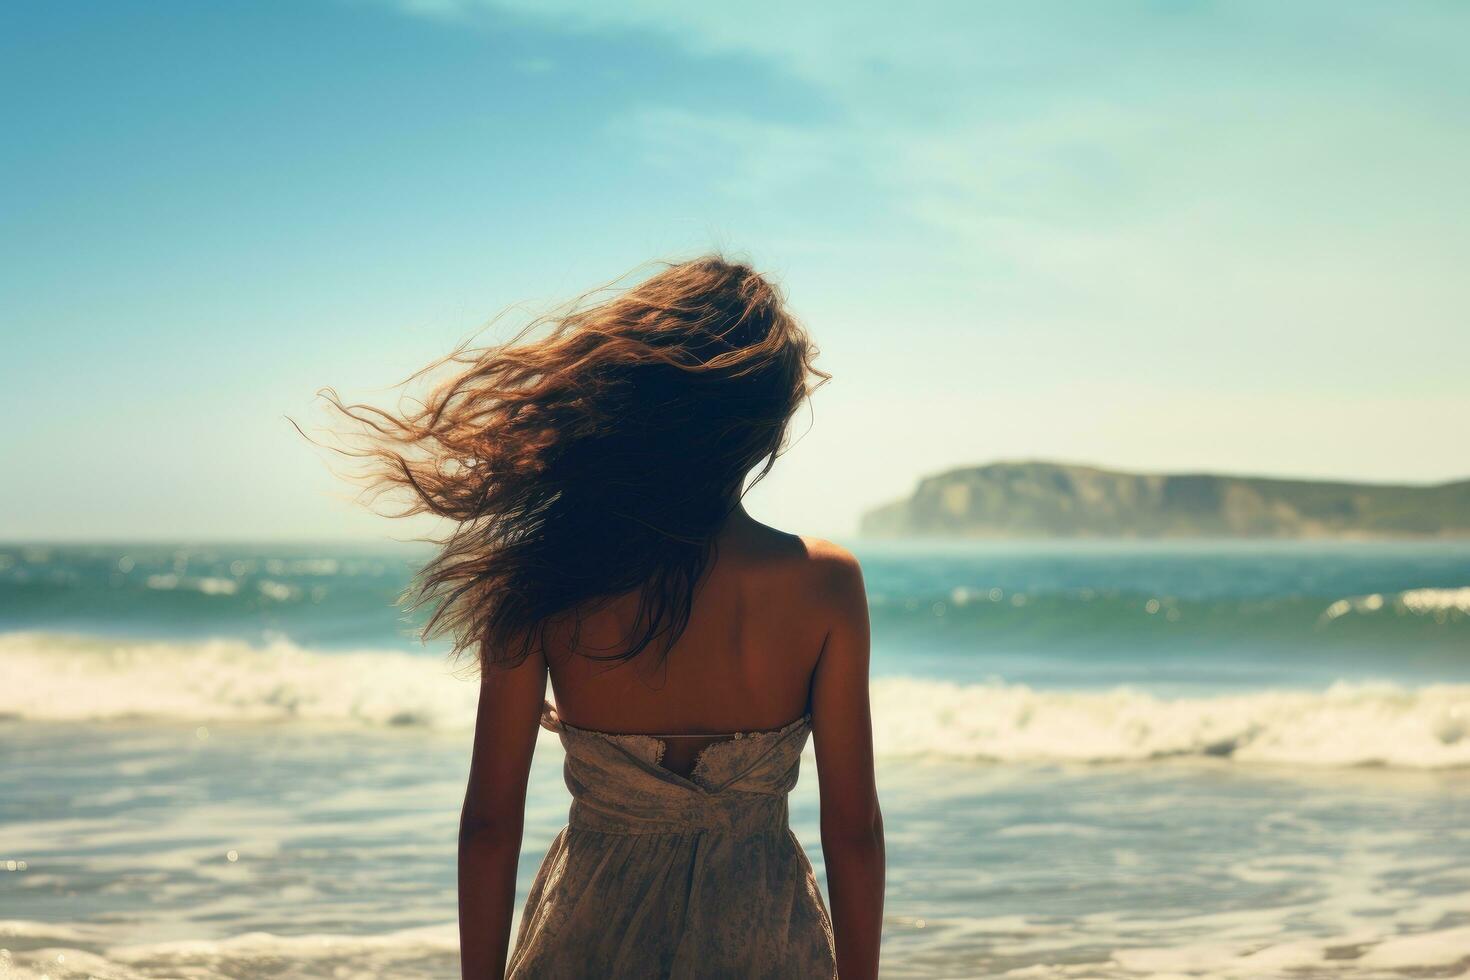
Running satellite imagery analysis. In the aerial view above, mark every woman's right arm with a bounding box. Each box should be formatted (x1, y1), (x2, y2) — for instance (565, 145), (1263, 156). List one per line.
(810, 546), (885, 980)
(458, 647), (547, 979)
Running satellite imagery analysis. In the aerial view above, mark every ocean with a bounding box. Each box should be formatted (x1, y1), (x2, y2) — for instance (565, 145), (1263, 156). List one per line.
(2, 540), (1468, 978)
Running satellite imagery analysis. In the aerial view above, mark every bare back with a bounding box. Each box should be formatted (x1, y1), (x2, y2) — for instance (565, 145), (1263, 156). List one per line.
(459, 503), (881, 978)
(544, 508), (843, 776)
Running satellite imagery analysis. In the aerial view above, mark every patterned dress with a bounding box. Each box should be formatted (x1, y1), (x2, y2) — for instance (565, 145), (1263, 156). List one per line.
(506, 700), (837, 979)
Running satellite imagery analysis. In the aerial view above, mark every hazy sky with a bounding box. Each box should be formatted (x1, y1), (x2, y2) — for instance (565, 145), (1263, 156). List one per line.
(4, 1), (1467, 541)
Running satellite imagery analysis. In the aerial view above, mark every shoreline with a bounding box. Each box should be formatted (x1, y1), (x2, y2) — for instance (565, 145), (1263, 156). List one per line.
(3, 719), (1468, 979)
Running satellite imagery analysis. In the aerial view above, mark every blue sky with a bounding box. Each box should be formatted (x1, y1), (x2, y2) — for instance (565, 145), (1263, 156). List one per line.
(3, 1), (1467, 540)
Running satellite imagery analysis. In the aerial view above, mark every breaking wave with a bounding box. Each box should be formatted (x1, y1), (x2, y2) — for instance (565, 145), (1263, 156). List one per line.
(4, 631), (1468, 769)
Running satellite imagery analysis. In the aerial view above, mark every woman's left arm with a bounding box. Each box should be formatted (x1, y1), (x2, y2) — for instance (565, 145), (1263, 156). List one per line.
(458, 647), (547, 979)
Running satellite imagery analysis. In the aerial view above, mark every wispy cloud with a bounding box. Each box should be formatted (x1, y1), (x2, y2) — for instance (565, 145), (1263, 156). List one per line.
(377, 1), (1469, 258)
(620, 107), (851, 200)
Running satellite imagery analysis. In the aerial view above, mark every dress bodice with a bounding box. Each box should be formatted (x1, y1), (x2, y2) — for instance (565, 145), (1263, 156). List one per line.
(509, 701), (837, 977)
(539, 700), (812, 837)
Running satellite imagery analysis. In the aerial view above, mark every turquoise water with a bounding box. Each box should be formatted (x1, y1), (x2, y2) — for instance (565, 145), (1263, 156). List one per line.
(5, 539), (1468, 682)
(2, 540), (1469, 977)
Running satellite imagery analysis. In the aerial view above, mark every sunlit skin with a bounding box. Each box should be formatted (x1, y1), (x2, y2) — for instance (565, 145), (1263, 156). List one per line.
(457, 503), (884, 979)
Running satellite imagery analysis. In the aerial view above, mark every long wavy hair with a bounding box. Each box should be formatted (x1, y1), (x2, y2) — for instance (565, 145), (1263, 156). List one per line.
(318, 257), (827, 672)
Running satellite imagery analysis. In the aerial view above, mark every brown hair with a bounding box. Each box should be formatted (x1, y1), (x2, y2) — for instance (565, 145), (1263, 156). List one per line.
(318, 256), (827, 671)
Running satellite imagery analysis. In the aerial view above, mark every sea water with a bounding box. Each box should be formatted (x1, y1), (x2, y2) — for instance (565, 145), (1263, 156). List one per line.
(2, 540), (1468, 978)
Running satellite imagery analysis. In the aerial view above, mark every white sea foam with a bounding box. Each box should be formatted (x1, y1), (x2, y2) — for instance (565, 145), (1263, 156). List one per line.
(1400, 585), (1470, 614)
(255, 579), (299, 602)
(3, 630), (1469, 768)
(0, 632), (479, 730)
(1104, 923), (1470, 979)
(869, 675), (1470, 768)
(5, 916), (1470, 980)
(0, 921), (459, 979)
(143, 574), (239, 596)
(1322, 585), (1470, 621)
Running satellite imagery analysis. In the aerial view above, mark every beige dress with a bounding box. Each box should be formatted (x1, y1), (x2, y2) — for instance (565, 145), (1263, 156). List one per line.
(506, 700), (838, 979)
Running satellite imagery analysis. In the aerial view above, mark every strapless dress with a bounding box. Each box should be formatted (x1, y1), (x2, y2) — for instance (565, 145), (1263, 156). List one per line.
(505, 700), (837, 979)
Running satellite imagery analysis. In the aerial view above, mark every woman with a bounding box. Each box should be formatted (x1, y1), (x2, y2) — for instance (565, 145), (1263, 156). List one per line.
(330, 257), (884, 978)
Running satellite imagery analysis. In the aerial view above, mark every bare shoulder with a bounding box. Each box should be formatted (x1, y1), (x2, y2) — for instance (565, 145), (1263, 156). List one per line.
(798, 536), (862, 577)
(796, 537), (867, 614)
(722, 516), (866, 615)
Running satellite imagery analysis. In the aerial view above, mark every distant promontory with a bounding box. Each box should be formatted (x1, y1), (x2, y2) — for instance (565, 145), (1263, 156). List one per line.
(859, 461), (1470, 539)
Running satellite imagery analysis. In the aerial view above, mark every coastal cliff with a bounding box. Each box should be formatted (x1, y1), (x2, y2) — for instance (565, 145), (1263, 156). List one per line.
(860, 461), (1470, 539)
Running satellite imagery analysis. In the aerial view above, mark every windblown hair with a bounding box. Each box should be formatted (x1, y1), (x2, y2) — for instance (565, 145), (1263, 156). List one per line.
(321, 257), (827, 671)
